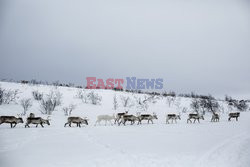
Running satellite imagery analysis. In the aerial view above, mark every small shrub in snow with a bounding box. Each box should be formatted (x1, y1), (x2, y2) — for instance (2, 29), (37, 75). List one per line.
(226, 95), (249, 111)
(120, 95), (134, 109)
(88, 91), (102, 105)
(182, 107), (188, 113)
(0, 86), (3, 105)
(134, 95), (150, 112)
(63, 104), (76, 116)
(75, 90), (102, 105)
(0, 86), (19, 105)
(32, 90), (43, 100)
(190, 98), (200, 114)
(40, 90), (62, 115)
(113, 94), (118, 110)
(174, 98), (182, 112)
(75, 89), (88, 103)
(199, 97), (219, 115)
(237, 101), (248, 111)
(166, 96), (176, 107)
(20, 98), (32, 115)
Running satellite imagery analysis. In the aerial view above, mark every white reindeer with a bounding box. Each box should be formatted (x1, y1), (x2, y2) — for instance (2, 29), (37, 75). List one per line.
(95, 114), (116, 126)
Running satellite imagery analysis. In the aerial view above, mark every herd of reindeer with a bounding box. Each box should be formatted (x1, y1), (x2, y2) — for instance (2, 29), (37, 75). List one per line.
(0, 111), (241, 128)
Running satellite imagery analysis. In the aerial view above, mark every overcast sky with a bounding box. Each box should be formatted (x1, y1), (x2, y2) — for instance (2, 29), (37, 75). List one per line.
(0, 0), (249, 98)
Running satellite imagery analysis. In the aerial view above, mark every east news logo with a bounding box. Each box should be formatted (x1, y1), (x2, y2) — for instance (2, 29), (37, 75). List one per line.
(86, 77), (163, 90)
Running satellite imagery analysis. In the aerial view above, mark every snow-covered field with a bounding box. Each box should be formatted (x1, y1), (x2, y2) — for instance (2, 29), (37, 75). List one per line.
(0, 82), (249, 167)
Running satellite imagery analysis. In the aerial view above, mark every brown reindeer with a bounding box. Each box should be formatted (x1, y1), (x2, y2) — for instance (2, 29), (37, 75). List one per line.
(25, 116), (50, 128)
(138, 113), (158, 124)
(29, 113), (35, 118)
(0, 116), (24, 128)
(118, 115), (139, 126)
(64, 117), (88, 127)
(211, 113), (220, 122)
(114, 111), (128, 124)
(166, 114), (181, 124)
(228, 112), (240, 121)
(187, 113), (204, 123)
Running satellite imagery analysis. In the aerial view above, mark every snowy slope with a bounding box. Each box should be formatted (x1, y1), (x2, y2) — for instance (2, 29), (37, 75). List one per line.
(0, 82), (249, 167)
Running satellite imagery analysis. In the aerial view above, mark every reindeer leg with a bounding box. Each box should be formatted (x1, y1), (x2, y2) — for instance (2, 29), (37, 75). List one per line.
(79, 123), (81, 128)
(40, 123), (44, 128)
(36, 124), (38, 128)
(64, 123), (68, 127)
(10, 123), (13, 128)
(228, 117), (231, 121)
(151, 119), (153, 124)
(13, 123), (17, 128)
(236, 117), (238, 121)
(198, 119), (200, 123)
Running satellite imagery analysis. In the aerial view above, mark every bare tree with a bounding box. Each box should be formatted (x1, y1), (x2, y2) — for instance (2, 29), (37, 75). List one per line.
(32, 90), (43, 100)
(0, 86), (19, 105)
(166, 96), (175, 107)
(113, 94), (118, 110)
(75, 89), (88, 103)
(174, 97), (182, 112)
(40, 90), (62, 115)
(0, 86), (4, 105)
(182, 107), (188, 113)
(88, 91), (102, 105)
(20, 98), (32, 115)
(120, 95), (134, 109)
(190, 98), (200, 114)
(63, 104), (76, 116)
(134, 95), (150, 112)
(199, 97), (219, 115)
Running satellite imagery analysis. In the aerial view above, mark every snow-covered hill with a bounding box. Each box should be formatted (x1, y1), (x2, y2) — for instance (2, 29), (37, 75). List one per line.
(0, 82), (249, 167)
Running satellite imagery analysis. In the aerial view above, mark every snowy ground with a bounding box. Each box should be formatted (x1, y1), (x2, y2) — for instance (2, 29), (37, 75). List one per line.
(0, 82), (249, 167)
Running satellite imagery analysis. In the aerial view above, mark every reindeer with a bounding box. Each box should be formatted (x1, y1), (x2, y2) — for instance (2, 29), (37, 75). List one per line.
(114, 111), (128, 124)
(25, 116), (50, 128)
(211, 113), (220, 122)
(187, 113), (204, 123)
(137, 113), (158, 124)
(0, 115), (24, 128)
(119, 115), (139, 126)
(228, 112), (240, 121)
(64, 117), (88, 127)
(29, 113), (35, 118)
(166, 114), (181, 124)
(95, 114), (116, 126)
